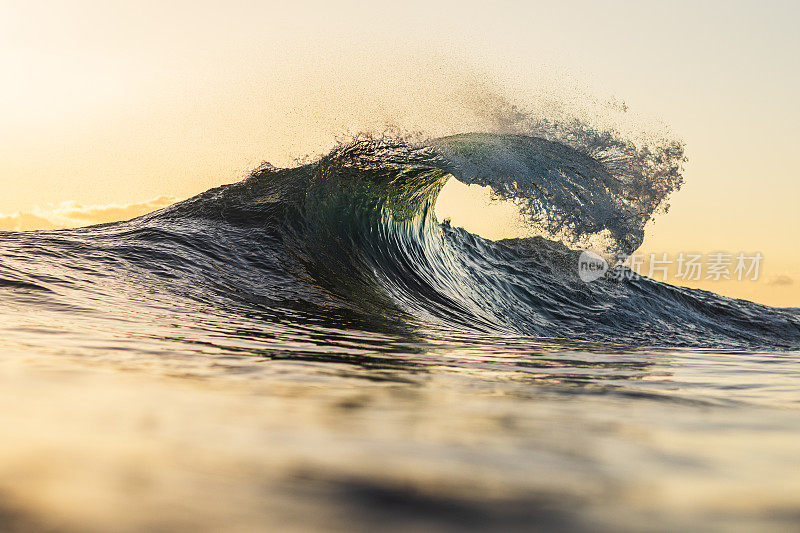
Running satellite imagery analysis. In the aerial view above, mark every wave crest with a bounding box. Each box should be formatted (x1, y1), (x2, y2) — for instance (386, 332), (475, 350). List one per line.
(114, 132), (798, 349)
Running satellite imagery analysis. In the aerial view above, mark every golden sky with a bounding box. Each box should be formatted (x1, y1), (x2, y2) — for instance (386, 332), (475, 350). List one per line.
(1, 1), (798, 306)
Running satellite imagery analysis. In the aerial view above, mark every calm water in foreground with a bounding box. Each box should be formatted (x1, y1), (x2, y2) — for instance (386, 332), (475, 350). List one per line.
(2, 283), (799, 532)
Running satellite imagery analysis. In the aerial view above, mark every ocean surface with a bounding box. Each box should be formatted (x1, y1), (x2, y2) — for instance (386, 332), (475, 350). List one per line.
(1, 133), (799, 532)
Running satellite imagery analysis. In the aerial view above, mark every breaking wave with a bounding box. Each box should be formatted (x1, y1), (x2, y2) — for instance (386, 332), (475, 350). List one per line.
(1, 132), (798, 349)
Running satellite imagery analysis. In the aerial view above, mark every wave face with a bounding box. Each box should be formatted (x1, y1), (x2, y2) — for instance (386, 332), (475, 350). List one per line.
(2, 133), (799, 349)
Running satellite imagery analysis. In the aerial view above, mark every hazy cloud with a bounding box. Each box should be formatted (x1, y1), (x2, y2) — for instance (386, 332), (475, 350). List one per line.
(767, 275), (794, 286)
(0, 212), (59, 232)
(0, 196), (180, 232)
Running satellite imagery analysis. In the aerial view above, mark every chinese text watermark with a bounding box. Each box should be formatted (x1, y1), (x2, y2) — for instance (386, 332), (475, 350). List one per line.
(578, 251), (764, 283)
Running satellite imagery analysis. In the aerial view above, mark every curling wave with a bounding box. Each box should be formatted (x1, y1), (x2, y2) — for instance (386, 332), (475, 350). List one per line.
(2, 133), (799, 349)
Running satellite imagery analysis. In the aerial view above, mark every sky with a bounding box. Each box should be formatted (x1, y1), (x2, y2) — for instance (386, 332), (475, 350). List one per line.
(1, 0), (798, 306)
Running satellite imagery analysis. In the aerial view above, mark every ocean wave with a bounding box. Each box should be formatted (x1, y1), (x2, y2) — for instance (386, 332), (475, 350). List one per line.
(1, 133), (798, 349)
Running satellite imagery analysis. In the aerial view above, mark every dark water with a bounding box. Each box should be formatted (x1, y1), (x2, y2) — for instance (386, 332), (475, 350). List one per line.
(1, 133), (799, 532)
